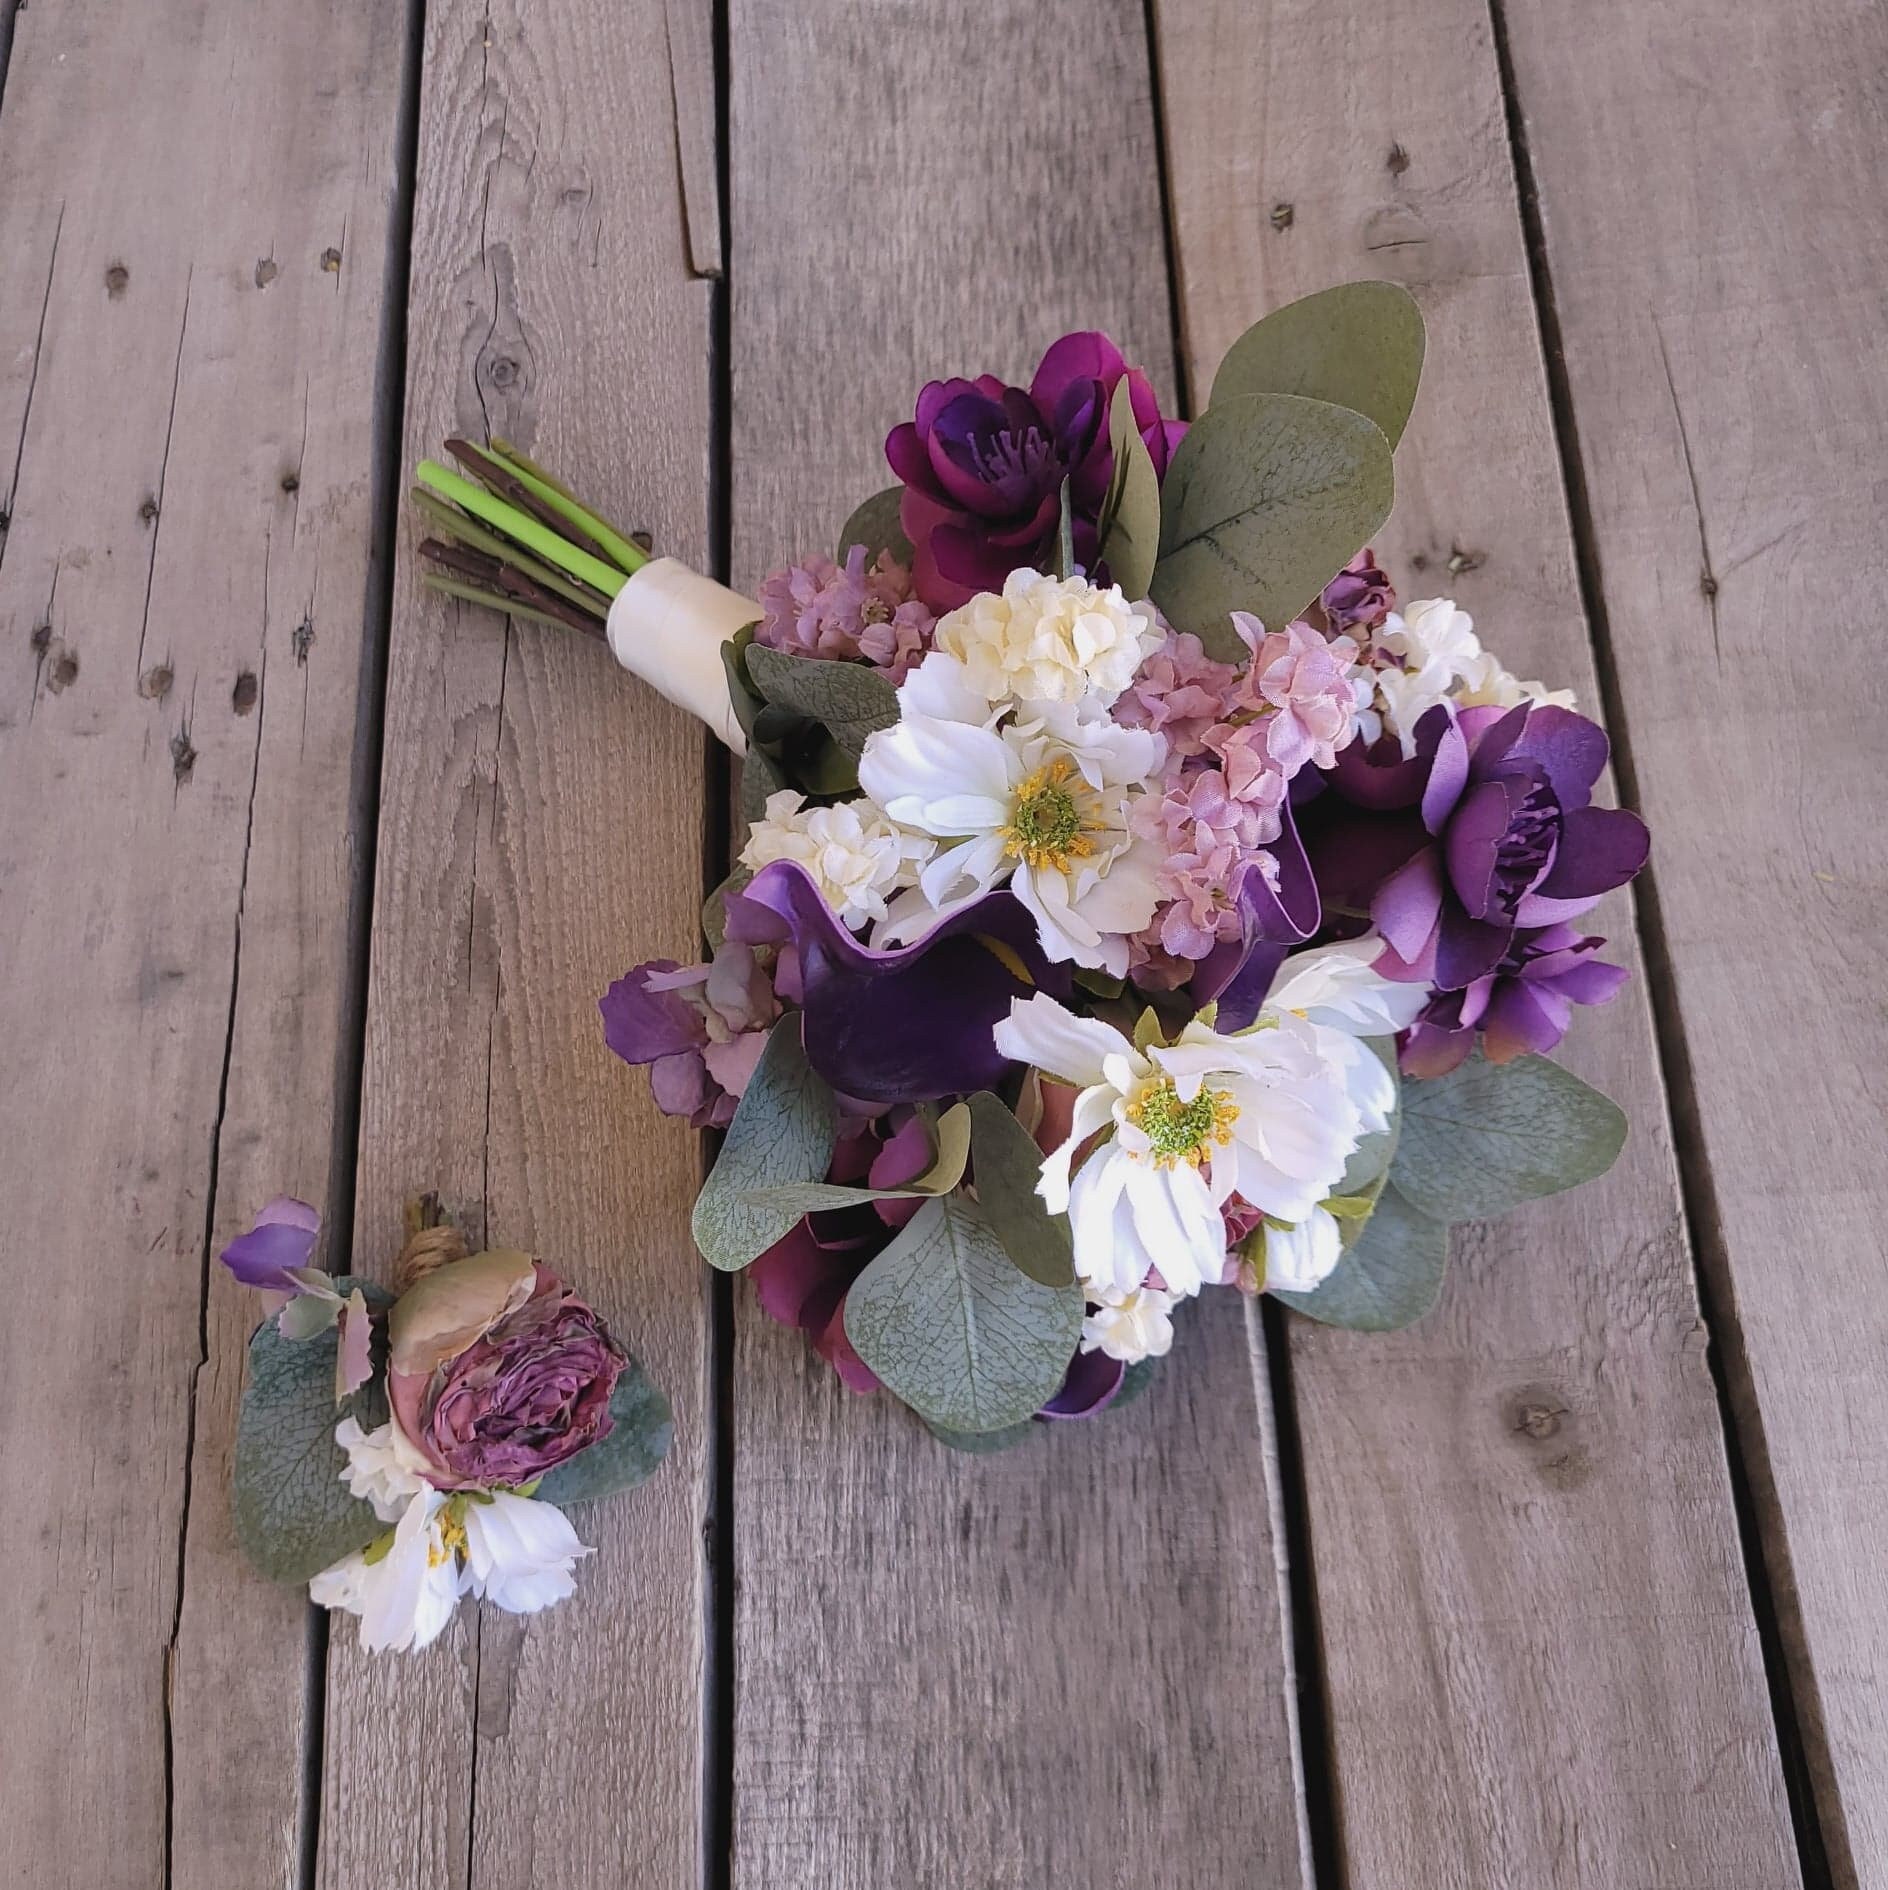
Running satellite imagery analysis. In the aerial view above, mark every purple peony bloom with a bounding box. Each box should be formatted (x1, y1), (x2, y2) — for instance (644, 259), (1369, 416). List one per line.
(1399, 924), (1631, 1076)
(1307, 701), (1648, 991)
(389, 1265), (625, 1489)
(886, 332), (1185, 611)
(725, 861), (1071, 1103)
(599, 939), (784, 1129)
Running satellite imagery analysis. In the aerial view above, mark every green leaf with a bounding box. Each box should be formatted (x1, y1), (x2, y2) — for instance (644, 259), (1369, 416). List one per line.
(838, 486), (913, 565)
(1331, 1036), (1401, 1249)
(1050, 475), (1077, 580)
(1149, 393), (1394, 660)
(1210, 280), (1427, 447)
(1393, 1053), (1628, 1223)
(691, 1015), (839, 1271)
(233, 1277), (391, 1585)
(1275, 1184), (1448, 1331)
(743, 643), (901, 761)
(844, 1195), (1084, 1433)
(738, 742), (789, 829)
(925, 1416), (1039, 1454)
(738, 1100), (973, 1214)
(1111, 1355), (1162, 1411)
(1096, 378), (1161, 599)
(533, 1359), (674, 1506)
(721, 627), (765, 742)
(967, 1090), (1073, 1287)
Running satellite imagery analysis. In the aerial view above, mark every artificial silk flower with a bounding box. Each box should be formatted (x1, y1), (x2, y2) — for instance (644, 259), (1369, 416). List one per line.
(1262, 1205), (1343, 1293)
(1379, 597), (1482, 678)
(1081, 1285), (1178, 1363)
(861, 698), (1164, 974)
(993, 994), (1366, 1300)
(1452, 648), (1577, 714)
(933, 567), (1161, 707)
(311, 1486), (467, 1655)
(335, 1415), (432, 1522)
(461, 1491), (592, 1614)
(738, 789), (933, 931)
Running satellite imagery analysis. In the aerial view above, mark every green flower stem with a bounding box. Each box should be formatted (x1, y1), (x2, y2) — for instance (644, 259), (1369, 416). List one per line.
(416, 460), (630, 600)
(483, 440), (649, 578)
(411, 488), (611, 620)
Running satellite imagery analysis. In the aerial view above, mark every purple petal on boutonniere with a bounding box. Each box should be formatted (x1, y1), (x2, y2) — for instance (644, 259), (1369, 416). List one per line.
(220, 1195), (328, 1317)
(726, 861), (1071, 1103)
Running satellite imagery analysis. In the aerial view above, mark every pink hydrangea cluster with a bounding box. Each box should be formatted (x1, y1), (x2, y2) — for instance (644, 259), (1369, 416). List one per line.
(753, 545), (937, 682)
(1119, 618), (1365, 986)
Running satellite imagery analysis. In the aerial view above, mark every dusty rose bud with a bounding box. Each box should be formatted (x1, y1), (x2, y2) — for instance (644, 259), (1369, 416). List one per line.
(388, 1261), (626, 1489)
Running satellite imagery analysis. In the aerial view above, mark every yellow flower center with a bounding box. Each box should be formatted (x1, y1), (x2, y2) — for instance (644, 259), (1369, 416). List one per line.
(1003, 757), (1097, 872)
(1126, 1076), (1239, 1168)
(429, 1512), (468, 1569)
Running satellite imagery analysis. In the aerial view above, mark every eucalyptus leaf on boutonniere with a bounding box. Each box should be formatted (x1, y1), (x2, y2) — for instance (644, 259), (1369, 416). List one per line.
(224, 1191), (671, 1653)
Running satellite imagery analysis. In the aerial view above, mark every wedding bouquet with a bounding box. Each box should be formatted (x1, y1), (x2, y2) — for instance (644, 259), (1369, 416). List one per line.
(222, 1193), (671, 1649)
(412, 282), (1648, 1446)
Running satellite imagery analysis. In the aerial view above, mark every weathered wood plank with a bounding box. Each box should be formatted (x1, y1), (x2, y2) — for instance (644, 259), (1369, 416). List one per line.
(1498, 1), (1887, 1879)
(0, 3), (412, 1884)
(314, 3), (714, 1887)
(726, 2), (1311, 1883)
(1150, 0), (1803, 1881)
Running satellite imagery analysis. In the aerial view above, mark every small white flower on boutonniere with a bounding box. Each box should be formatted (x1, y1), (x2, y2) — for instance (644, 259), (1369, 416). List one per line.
(221, 1191), (672, 1653)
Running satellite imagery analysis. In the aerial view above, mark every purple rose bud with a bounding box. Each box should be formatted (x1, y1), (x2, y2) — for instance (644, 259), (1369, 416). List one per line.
(388, 1264), (627, 1489)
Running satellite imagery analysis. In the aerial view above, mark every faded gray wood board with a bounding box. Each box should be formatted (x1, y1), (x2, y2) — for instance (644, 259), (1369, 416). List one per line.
(0, 3), (409, 1885)
(1499, 0), (1887, 1880)
(313, 2), (714, 1887)
(1149, 0), (1803, 1881)
(726, 1), (1312, 1883)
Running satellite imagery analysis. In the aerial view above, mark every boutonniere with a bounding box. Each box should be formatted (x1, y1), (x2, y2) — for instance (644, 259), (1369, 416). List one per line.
(222, 1193), (671, 1652)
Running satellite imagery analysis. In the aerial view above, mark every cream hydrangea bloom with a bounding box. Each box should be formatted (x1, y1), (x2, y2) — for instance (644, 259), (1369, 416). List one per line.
(935, 567), (1161, 707)
(739, 789), (933, 931)
(1081, 1284), (1178, 1363)
(1453, 649), (1577, 714)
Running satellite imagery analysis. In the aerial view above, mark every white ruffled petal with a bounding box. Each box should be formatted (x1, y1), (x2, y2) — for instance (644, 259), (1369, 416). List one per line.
(462, 1492), (591, 1616)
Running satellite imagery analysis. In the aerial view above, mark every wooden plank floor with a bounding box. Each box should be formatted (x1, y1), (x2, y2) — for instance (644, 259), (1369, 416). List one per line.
(0, 1), (1872, 1886)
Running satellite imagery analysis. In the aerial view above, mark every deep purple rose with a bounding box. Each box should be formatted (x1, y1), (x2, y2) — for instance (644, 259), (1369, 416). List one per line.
(389, 1264), (625, 1489)
(1400, 924), (1630, 1076)
(886, 331), (1185, 610)
(1307, 701), (1649, 990)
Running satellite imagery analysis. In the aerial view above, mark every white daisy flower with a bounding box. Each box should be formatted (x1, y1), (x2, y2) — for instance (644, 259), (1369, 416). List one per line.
(311, 1487), (467, 1655)
(1261, 1206), (1343, 1294)
(859, 698), (1164, 975)
(461, 1491), (592, 1615)
(992, 995), (1366, 1300)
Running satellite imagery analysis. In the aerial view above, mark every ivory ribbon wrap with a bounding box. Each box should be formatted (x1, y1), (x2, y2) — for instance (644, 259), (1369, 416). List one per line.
(604, 557), (758, 755)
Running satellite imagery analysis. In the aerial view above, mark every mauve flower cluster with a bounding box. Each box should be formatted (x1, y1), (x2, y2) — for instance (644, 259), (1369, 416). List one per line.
(753, 545), (936, 683)
(391, 1266), (626, 1489)
(887, 331), (1186, 610)
(1117, 615), (1365, 984)
(598, 938), (791, 1129)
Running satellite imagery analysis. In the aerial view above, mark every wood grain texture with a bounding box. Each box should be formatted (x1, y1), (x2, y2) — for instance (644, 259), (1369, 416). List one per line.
(0, 3), (409, 1883)
(1498, 1), (1888, 1880)
(1150, 0), (1803, 1881)
(726, 2), (1311, 1883)
(314, 3), (713, 1887)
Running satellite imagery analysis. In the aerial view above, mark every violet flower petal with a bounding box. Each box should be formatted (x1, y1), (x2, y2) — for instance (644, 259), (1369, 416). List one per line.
(1512, 705), (1610, 806)
(1433, 902), (1513, 989)
(1037, 1347), (1126, 1419)
(730, 861), (1070, 1103)
(1444, 778), (1521, 919)
(1481, 979), (1573, 1062)
(1373, 846), (1446, 964)
(1193, 801), (1322, 1030)
(599, 959), (706, 1067)
(1535, 805), (1650, 900)
(220, 1196), (321, 1292)
(1420, 713), (1472, 834)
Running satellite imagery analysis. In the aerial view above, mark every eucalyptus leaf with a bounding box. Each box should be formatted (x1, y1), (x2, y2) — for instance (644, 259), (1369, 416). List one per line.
(743, 644), (901, 761)
(1051, 475), (1077, 580)
(532, 1359), (674, 1506)
(1210, 280), (1427, 447)
(967, 1090), (1074, 1288)
(1096, 378), (1161, 599)
(925, 1416), (1039, 1454)
(738, 1100), (972, 1214)
(1112, 1355), (1162, 1411)
(838, 486), (913, 565)
(233, 1278), (391, 1585)
(1332, 1036), (1401, 1248)
(1394, 1053), (1628, 1223)
(739, 743), (789, 829)
(691, 1016), (839, 1271)
(721, 627), (765, 742)
(1274, 1184), (1448, 1331)
(1150, 393), (1394, 660)
(844, 1195), (1084, 1433)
